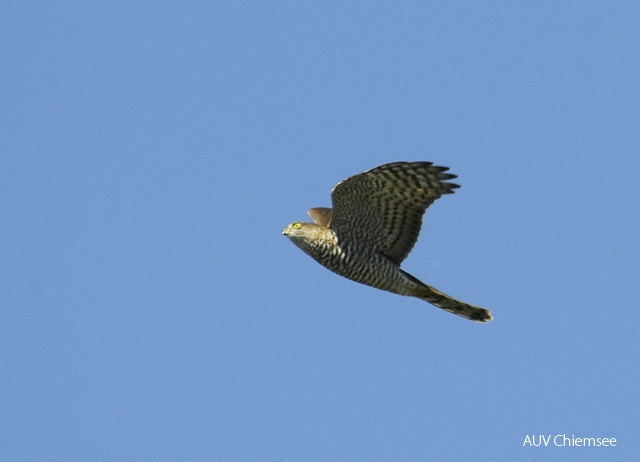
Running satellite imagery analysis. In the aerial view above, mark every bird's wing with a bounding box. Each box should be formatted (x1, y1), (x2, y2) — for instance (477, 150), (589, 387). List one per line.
(329, 162), (459, 265)
(308, 207), (333, 227)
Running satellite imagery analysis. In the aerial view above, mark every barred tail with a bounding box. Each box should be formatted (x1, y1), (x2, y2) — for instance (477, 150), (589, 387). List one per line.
(402, 270), (493, 322)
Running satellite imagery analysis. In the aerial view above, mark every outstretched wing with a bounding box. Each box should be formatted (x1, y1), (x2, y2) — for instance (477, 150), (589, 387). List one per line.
(308, 207), (332, 227)
(329, 162), (459, 265)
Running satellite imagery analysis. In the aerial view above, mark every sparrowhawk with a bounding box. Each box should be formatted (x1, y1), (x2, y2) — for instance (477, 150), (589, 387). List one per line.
(282, 161), (492, 322)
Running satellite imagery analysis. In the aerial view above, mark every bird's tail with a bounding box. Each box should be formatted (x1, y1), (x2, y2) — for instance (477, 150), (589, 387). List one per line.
(402, 270), (493, 322)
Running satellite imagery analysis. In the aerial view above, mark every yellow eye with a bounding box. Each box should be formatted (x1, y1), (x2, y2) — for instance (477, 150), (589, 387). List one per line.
(293, 222), (302, 229)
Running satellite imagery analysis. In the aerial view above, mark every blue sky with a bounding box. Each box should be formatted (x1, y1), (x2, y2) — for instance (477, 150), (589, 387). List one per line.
(2, 2), (638, 461)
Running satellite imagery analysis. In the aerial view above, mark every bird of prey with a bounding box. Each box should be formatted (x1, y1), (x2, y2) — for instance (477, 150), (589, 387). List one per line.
(282, 161), (492, 322)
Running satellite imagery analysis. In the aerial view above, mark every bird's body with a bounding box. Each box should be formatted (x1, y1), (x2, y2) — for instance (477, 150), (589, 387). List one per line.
(283, 161), (492, 322)
(285, 224), (414, 294)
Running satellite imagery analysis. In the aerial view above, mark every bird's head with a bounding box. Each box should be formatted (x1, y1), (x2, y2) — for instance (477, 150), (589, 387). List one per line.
(282, 221), (325, 253)
(282, 221), (315, 238)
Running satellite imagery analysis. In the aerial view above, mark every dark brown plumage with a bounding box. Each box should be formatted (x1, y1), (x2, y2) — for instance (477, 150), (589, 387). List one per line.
(283, 162), (492, 322)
